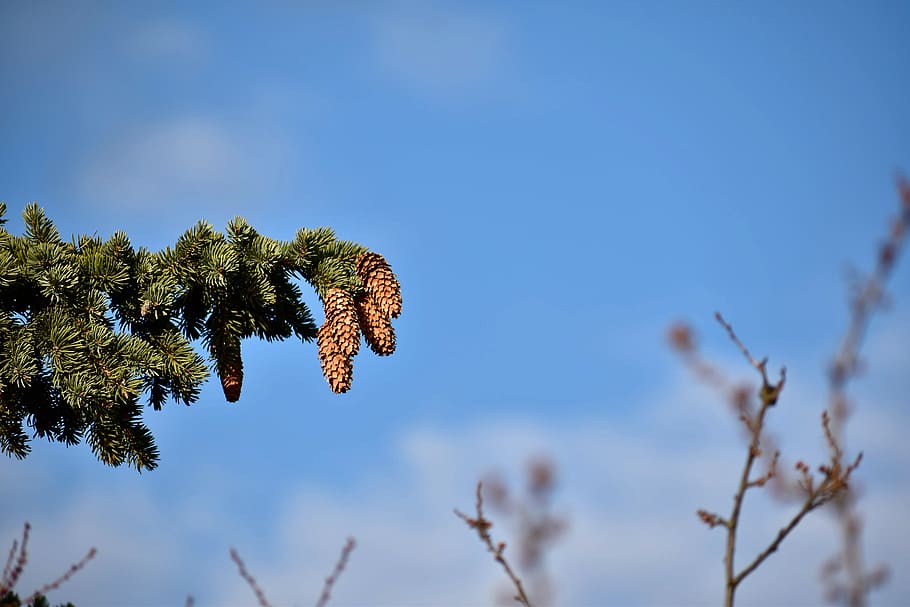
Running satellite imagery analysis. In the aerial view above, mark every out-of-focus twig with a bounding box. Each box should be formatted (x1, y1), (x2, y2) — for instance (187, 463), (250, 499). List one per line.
(24, 547), (97, 604)
(673, 315), (857, 607)
(0, 522), (29, 596)
(230, 548), (272, 607)
(1, 522), (96, 604)
(315, 537), (356, 607)
(484, 458), (566, 607)
(820, 177), (909, 605)
(456, 482), (534, 607)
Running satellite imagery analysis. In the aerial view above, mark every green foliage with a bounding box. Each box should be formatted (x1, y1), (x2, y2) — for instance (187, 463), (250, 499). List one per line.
(1, 591), (75, 607)
(0, 203), (372, 471)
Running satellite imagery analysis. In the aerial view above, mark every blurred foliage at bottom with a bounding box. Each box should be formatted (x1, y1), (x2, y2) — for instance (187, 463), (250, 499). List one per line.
(1, 591), (75, 607)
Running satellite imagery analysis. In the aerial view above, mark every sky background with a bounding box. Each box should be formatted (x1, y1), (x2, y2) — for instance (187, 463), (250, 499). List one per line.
(1, 1), (909, 605)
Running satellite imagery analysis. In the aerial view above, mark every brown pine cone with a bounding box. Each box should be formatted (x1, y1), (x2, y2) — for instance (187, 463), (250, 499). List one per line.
(318, 324), (354, 393)
(219, 358), (244, 403)
(317, 322), (354, 393)
(322, 288), (360, 356)
(355, 291), (396, 356)
(356, 252), (402, 319)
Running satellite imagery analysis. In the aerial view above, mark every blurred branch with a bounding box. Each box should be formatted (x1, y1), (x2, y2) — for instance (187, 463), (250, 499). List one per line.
(315, 537), (356, 607)
(24, 547), (97, 605)
(484, 458), (566, 607)
(820, 176), (909, 605)
(230, 548), (272, 607)
(456, 482), (534, 607)
(1, 522), (96, 606)
(0, 523), (29, 595)
(671, 315), (856, 607)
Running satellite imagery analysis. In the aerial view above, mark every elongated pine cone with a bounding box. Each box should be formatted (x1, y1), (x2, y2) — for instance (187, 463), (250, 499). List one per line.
(219, 358), (244, 403)
(356, 252), (402, 318)
(318, 323), (354, 393)
(355, 291), (396, 356)
(322, 288), (360, 356)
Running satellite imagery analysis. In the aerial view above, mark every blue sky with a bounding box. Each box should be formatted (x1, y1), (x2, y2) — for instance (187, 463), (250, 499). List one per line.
(1, 2), (909, 605)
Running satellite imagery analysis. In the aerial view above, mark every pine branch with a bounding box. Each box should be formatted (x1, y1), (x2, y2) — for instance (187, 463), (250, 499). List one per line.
(0, 205), (402, 470)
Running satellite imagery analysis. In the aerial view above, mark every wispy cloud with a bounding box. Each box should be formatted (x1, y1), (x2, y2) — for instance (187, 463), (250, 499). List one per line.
(371, 4), (509, 99)
(4, 339), (906, 606)
(76, 116), (289, 218)
(201, 402), (909, 606)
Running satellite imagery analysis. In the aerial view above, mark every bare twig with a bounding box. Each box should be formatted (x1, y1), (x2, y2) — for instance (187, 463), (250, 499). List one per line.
(230, 548), (272, 607)
(25, 548), (97, 604)
(315, 537), (356, 607)
(456, 482), (534, 607)
(734, 492), (817, 584)
(720, 345), (781, 607)
(0, 522), (29, 595)
(676, 315), (855, 607)
(820, 177), (908, 605)
(1, 540), (17, 585)
(714, 312), (763, 371)
(673, 179), (906, 606)
(1, 522), (96, 603)
(735, 437), (860, 591)
(484, 458), (567, 607)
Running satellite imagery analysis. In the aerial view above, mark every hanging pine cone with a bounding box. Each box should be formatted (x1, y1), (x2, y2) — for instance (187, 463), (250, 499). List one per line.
(356, 252), (403, 318)
(355, 291), (396, 356)
(318, 323), (354, 393)
(322, 288), (360, 356)
(219, 357), (244, 403)
(323, 355), (353, 394)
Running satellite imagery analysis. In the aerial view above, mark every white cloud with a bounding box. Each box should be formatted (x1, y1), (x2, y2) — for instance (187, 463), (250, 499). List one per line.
(371, 4), (508, 98)
(194, 384), (909, 605)
(3, 354), (906, 606)
(79, 118), (239, 207)
(77, 116), (290, 217)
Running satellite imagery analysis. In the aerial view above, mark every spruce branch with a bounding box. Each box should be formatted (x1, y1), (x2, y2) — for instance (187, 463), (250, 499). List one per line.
(0, 205), (402, 469)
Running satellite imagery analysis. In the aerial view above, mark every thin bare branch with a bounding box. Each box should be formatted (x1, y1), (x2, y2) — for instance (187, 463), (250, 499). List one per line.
(734, 493), (818, 585)
(1, 538), (19, 589)
(25, 548), (97, 604)
(230, 548), (273, 607)
(0, 522), (30, 595)
(315, 537), (356, 607)
(820, 176), (908, 605)
(715, 312), (762, 372)
(722, 387), (776, 607)
(456, 482), (534, 607)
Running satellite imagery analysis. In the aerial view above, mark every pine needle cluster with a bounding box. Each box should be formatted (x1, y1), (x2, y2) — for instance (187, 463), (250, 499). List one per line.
(0, 203), (402, 470)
